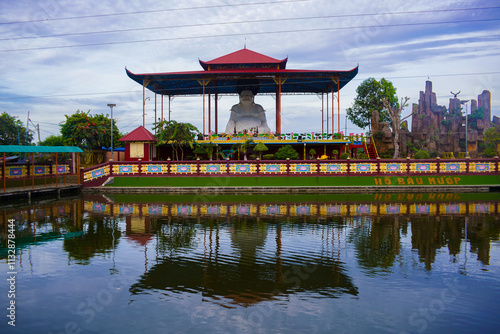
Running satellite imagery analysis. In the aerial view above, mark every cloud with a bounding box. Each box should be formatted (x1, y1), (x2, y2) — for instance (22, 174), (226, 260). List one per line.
(1, 0), (499, 141)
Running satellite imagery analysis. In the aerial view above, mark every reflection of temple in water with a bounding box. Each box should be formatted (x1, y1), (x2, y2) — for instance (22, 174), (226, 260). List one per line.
(1, 194), (499, 295)
(130, 217), (358, 307)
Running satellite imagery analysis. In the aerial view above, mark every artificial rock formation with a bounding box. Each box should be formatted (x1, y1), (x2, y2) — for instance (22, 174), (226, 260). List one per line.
(372, 80), (493, 157)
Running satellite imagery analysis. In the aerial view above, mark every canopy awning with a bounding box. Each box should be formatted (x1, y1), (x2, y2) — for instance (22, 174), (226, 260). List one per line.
(0, 145), (84, 153)
(125, 66), (359, 96)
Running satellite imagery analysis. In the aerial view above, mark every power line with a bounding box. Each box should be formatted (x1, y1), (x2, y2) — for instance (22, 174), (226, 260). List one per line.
(2, 6), (499, 42)
(2, 17), (499, 53)
(0, 0), (308, 25)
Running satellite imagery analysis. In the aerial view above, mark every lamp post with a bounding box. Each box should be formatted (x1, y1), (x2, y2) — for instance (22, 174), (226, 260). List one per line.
(107, 104), (116, 161)
(460, 100), (469, 157)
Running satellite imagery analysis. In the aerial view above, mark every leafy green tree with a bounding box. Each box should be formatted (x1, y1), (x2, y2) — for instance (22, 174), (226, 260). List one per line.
(60, 110), (120, 150)
(39, 135), (65, 146)
(483, 125), (500, 157)
(275, 145), (299, 160)
(154, 120), (199, 160)
(346, 78), (398, 129)
(253, 142), (268, 159)
(0, 112), (33, 145)
(484, 125), (500, 147)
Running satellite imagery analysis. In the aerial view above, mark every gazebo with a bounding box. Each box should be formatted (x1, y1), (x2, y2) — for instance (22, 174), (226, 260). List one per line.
(126, 48), (358, 136)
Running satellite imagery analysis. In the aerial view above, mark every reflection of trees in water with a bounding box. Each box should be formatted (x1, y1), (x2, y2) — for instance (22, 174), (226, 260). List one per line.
(63, 216), (120, 264)
(348, 216), (407, 274)
(153, 218), (197, 255)
(467, 216), (500, 265)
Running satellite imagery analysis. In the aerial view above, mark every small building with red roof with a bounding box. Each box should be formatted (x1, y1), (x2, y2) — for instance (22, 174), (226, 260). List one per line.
(118, 126), (157, 161)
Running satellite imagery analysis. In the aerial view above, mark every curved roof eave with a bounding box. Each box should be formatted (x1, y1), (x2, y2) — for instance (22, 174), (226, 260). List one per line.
(125, 66), (358, 96)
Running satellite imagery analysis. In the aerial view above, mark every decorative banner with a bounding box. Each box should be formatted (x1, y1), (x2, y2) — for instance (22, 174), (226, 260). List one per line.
(473, 204), (489, 213)
(355, 164), (371, 172)
(34, 166), (47, 175)
(119, 206), (134, 214)
(148, 205), (163, 215)
(356, 204), (371, 214)
(177, 205), (191, 215)
(236, 205), (251, 215)
(9, 167), (23, 177)
(176, 165), (192, 173)
(324, 164), (342, 172)
(235, 164), (252, 173)
(118, 165), (134, 173)
(295, 205), (311, 214)
(57, 165), (67, 174)
(206, 165), (221, 173)
(91, 168), (105, 179)
(444, 204), (462, 214)
(326, 205), (342, 214)
(384, 163), (403, 172)
(385, 205), (401, 214)
(444, 163), (463, 172)
(147, 165), (162, 173)
(205, 205), (221, 215)
(473, 163), (490, 172)
(414, 205), (431, 214)
(265, 164), (283, 172)
(292, 164), (312, 172)
(266, 206), (281, 215)
(92, 203), (107, 213)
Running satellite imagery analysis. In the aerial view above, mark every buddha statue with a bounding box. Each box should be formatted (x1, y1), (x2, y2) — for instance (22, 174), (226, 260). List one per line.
(225, 87), (271, 134)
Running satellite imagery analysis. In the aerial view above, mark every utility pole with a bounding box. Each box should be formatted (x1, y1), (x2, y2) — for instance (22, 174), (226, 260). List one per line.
(107, 104), (116, 161)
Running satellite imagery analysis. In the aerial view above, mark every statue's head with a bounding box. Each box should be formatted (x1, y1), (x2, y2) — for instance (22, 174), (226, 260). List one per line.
(239, 90), (255, 106)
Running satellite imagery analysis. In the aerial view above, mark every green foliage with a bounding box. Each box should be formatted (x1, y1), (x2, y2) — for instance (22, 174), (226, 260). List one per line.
(0, 112), (33, 145)
(358, 153), (369, 159)
(275, 145), (299, 160)
(484, 125), (500, 146)
(39, 135), (65, 146)
(482, 145), (498, 158)
(262, 154), (274, 160)
(468, 107), (483, 129)
(154, 120), (199, 160)
(309, 148), (316, 155)
(346, 78), (398, 129)
(60, 110), (120, 150)
(414, 150), (430, 159)
(253, 142), (269, 159)
(373, 131), (384, 140)
(379, 148), (395, 159)
(340, 152), (350, 159)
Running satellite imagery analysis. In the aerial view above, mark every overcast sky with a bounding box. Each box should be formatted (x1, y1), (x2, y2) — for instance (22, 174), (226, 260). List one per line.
(1, 0), (499, 141)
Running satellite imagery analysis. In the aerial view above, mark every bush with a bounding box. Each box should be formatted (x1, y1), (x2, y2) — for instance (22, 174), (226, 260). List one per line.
(357, 153), (369, 159)
(340, 152), (350, 159)
(414, 150), (430, 159)
(429, 151), (439, 158)
(262, 154), (274, 160)
(275, 145), (299, 160)
(482, 145), (498, 158)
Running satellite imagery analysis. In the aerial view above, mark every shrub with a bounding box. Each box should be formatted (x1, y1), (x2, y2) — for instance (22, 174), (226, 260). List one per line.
(482, 145), (498, 158)
(414, 150), (430, 159)
(357, 153), (369, 159)
(340, 152), (350, 159)
(275, 145), (299, 160)
(262, 154), (274, 160)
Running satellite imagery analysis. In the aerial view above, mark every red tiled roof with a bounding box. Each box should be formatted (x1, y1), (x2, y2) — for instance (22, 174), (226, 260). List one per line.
(118, 126), (156, 142)
(199, 48), (287, 70)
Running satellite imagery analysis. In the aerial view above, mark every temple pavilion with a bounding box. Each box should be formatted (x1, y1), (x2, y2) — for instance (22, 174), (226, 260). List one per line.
(124, 48), (372, 161)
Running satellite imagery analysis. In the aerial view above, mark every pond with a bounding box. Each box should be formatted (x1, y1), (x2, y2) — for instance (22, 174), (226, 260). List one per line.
(1, 192), (499, 333)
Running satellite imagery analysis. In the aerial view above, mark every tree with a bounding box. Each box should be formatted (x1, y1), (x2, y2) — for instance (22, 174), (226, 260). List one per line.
(346, 78), (398, 129)
(382, 96), (410, 159)
(483, 125), (500, 157)
(253, 142), (268, 159)
(0, 112), (33, 145)
(39, 135), (65, 146)
(60, 110), (120, 150)
(154, 120), (199, 160)
(275, 145), (299, 160)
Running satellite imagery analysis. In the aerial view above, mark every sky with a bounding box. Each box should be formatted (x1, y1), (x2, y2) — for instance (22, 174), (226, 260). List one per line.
(1, 0), (499, 142)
